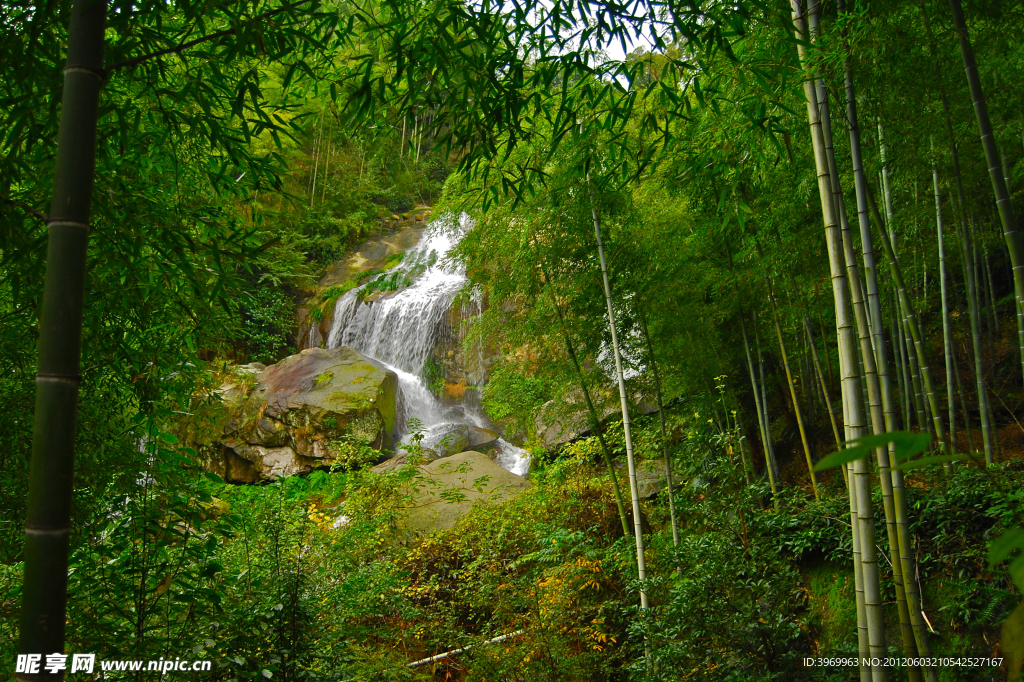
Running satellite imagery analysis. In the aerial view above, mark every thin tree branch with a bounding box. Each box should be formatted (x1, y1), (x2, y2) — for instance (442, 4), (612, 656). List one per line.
(0, 196), (48, 223)
(103, 0), (314, 73)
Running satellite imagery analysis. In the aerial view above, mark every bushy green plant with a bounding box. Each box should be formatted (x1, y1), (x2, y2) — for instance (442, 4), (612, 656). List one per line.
(483, 365), (551, 436)
(241, 286), (296, 364)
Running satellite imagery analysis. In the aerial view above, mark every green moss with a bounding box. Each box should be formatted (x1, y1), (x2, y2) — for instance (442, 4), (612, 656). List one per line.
(804, 563), (858, 654)
(424, 357), (445, 396)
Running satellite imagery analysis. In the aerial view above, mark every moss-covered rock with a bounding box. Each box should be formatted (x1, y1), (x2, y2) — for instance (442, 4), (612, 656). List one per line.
(392, 450), (531, 542)
(197, 347), (398, 482)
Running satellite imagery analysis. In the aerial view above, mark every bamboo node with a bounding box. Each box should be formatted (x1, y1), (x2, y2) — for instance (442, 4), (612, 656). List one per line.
(63, 65), (104, 81)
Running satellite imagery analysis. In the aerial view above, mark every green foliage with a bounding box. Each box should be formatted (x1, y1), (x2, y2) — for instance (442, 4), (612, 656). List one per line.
(2, 0), (1024, 675)
(423, 357), (445, 396)
(811, 430), (970, 472)
(242, 286), (296, 364)
(637, 534), (806, 680)
(483, 365), (551, 436)
(360, 270), (414, 299)
(329, 434), (381, 472)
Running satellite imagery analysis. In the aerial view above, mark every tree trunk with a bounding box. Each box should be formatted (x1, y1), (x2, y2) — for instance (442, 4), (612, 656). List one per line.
(19, 0), (107, 672)
(589, 179), (648, 611)
(947, 0), (1024, 326)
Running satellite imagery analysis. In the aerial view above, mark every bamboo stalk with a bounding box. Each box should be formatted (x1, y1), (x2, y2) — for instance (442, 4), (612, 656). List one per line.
(870, 192), (948, 450)
(935, 161), (958, 457)
(985, 248), (998, 331)
(768, 279), (819, 498)
(1002, 147), (1024, 386)
(907, 322), (929, 435)
(892, 298), (910, 430)
(589, 178), (648, 611)
(755, 312), (780, 485)
(826, 1), (922, 661)
(741, 314), (780, 500)
(959, 208), (995, 462)
(949, 191), (977, 454)
(638, 310), (682, 576)
(1017, 293), (1024, 388)
(309, 109), (325, 206)
(837, 208), (918, 661)
(947, 0), (1024, 327)
(538, 257), (631, 537)
(848, 462), (870, 682)
(952, 336), (974, 454)
(19, 0), (107, 670)
(793, 1), (880, 674)
(806, 316), (842, 448)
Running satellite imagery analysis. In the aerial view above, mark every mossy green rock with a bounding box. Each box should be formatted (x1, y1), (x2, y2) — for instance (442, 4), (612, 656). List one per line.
(204, 347), (398, 482)
(393, 450), (530, 541)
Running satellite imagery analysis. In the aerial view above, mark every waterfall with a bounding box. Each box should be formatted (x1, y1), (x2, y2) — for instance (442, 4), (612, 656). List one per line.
(325, 215), (530, 475)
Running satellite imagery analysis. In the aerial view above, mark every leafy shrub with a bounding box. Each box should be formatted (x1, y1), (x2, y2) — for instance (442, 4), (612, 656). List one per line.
(483, 365), (551, 436)
(241, 286), (296, 363)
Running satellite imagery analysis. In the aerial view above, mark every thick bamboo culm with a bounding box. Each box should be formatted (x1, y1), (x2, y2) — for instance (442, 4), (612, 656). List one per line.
(792, 1), (884, 676)
(19, 0), (107, 673)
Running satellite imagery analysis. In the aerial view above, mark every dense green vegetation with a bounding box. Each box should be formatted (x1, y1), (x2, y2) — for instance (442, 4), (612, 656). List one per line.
(3, 0), (1024, 679)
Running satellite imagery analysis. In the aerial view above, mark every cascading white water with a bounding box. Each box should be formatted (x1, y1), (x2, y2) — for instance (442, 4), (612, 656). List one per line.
(325, 214), (530, 475)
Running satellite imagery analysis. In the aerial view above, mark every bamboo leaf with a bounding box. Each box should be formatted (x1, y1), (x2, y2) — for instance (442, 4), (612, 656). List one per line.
(893, 454), (967, 471)
(989, 528), (1024, 567)
(813, 431), (931, 471)
(1002, 601), (1024, 681)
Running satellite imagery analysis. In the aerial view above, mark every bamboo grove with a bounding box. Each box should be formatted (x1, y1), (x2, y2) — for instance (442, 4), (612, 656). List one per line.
(435, 0), (1024, 677)
(3, 0), (1024, 679)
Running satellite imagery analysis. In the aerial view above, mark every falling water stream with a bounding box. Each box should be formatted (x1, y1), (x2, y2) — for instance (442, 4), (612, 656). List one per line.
(325, 215), (531, 476)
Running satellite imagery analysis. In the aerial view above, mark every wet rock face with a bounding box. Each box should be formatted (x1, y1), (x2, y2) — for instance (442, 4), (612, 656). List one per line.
(428, 299), (500, 396)
(195, 347), (398, 482)
(298, 225), (427, 349)
(319, 224), (426, 289)
(421, 423), (470, 458)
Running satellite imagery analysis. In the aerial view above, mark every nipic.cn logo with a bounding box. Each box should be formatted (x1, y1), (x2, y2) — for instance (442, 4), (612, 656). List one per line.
(16, 654), (213, 675)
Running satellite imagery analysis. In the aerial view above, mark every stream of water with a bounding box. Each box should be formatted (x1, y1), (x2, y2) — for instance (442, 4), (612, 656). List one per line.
(325, 215), (531, 476)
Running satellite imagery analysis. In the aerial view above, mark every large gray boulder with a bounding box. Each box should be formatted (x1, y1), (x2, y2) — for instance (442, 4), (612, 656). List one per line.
(421, 423), (470, 457)
(385, 450), (530, 541)
(193, 347), (398, 482)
